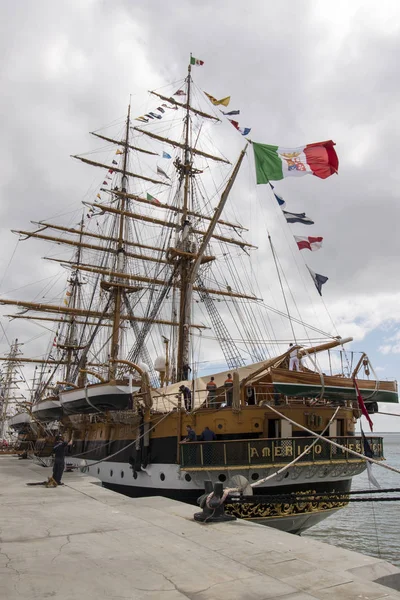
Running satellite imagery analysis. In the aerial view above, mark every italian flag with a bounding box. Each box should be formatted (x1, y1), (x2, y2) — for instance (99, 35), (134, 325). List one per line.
(190, 56), (204, 66)
(253, 140), (338, 184)
(147, 193), (161, 205)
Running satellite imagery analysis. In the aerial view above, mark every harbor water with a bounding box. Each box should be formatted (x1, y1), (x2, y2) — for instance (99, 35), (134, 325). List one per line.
(304, 432), (400, 566)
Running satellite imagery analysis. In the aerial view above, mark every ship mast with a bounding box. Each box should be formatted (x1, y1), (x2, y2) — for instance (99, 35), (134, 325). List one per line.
(109, 104), (131, 381)
(0, 339), (23, 440)
(0, 71), (252, 386)
(64, 216), (84, 382)
(176, 62), (193, 381)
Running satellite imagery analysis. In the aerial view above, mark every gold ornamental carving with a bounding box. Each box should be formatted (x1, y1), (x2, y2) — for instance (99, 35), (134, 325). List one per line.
(225, 490), (348, 520)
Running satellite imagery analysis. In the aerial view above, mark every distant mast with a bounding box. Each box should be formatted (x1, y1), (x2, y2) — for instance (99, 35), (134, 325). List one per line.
(0, 339), (22, 440)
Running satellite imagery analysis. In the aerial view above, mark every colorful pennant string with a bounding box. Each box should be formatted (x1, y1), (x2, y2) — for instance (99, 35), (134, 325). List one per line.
(271, 184), (328, 294)
(204, 91), (251, 136)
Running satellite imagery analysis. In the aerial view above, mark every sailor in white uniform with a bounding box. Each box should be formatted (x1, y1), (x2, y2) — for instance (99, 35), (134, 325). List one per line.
(288, 343), (300, 371)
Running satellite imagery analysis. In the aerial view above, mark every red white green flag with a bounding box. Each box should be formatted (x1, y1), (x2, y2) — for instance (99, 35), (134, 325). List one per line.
(147, 193), (161, 206)
(253, 140), (339, 184)
(190, 56), (204, 66)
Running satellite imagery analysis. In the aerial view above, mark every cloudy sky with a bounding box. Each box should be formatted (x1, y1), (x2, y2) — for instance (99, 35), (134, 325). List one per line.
(1, 0), (400, 431)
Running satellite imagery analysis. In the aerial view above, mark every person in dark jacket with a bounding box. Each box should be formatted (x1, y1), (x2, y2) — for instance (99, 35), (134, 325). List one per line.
(179, 385), (192, 411)
(199, 426), (216, 464)
(182, 425), (196, 442)
(199, 426), (216, 441)
(52, 435), (72, 485)
(182, 425), (197, 465)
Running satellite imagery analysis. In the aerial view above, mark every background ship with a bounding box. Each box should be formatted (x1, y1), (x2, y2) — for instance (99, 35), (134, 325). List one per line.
(0, 58), (397, 533)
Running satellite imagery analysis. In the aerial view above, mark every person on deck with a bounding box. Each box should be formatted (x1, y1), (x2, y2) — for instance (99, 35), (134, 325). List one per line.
(182, 363), (191, 380)
(199, 426), (216, 441)
(179, 385), (192, 411)
(182, 425), (197, 465)
(288, 343), (300, 371)
(224, 373), (234, 406)
(199, 426), (216, 464)
(206, 376), (217, 406)
(182, 425), (196, 442)
(52, 435), (72, 485)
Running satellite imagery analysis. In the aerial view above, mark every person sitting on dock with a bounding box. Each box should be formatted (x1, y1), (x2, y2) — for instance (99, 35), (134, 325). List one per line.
(52, 435), (72, 486)
(179, 384), (192, 411)
(224, 373), (234, 406)
(206, 376), (217, 406)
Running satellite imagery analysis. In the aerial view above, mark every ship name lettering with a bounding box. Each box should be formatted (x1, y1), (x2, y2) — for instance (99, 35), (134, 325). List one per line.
(298, 445), (311, 455)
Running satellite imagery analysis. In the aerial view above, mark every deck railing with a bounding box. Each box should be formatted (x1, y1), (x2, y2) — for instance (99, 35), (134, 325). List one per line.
(180, 436), (384, 469)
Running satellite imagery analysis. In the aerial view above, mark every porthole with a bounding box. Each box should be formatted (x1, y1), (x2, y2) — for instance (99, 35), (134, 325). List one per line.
(110, 469), (113, 477)
(121, 471), (124, 479)
(217, 424), (223, 429)
(185, 473), (192, 482)
(97, 468), (100, 475)
(218, 474), (226, 482)
(160, 473), (165, 481)
(251, 472), (259, 481)
(254, 422), (260, 428)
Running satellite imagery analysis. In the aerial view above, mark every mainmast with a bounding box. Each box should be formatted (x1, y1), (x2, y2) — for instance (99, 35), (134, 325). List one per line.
(176, 62), (194, 381)
(109, 104), (131, 380)
(175, 60), (248, 381)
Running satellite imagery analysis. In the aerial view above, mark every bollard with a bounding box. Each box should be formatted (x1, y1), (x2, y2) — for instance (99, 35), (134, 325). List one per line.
(194, 480), (236, 523)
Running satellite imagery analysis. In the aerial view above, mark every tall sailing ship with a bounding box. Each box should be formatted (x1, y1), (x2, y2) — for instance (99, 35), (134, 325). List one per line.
(0, 58), (397, 533)
(1, 340), (38, 454)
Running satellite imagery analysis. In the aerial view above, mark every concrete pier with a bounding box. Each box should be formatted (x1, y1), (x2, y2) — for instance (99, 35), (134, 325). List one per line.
(1, 456), (400, 600)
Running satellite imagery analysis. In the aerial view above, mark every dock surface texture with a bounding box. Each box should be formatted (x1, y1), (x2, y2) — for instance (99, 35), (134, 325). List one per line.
(1, 457), (400, 600)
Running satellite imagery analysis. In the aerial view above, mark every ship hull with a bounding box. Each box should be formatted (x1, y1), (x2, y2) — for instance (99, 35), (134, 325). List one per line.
(70, 457), (359, 534)
(101, 481), (342, 534)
